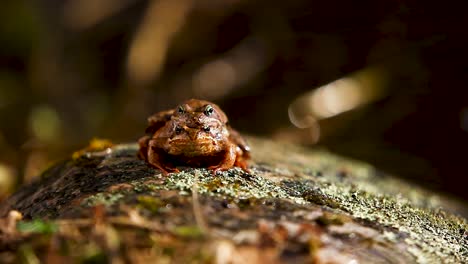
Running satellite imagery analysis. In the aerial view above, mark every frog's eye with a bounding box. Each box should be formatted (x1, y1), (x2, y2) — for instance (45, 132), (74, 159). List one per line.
(204, 105), (214, 116)
(203, 125), (210, 132)
(175, 125), (183, 134)
(177, 105), (185, 114)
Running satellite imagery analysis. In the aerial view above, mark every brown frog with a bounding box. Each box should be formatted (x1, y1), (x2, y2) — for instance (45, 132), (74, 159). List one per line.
(138, 99), (250, 174)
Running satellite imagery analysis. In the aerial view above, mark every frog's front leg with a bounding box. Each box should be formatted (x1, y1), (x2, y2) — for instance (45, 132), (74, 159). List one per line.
(138, 135), (151, 160)
(147, 140), (179, 175)
(208, 143), (237, 174)
(234, 146), (249, 172)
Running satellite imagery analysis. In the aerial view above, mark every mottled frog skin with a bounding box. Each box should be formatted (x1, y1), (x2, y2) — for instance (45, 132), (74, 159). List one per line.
(138, 99), (250, 174)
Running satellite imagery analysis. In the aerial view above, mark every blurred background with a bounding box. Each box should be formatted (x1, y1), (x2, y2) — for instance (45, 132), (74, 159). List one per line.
(1, 0), (468, 202)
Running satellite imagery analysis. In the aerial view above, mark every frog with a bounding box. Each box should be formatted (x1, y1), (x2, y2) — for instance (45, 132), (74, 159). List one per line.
(138, 99), (250, 174)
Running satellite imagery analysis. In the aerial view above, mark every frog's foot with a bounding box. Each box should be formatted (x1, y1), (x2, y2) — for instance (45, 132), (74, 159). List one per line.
(148, 162), (179, 176)
(207, 165), (230, 175)
(161, 166), (180, 176)
(234, 159), (250, 173)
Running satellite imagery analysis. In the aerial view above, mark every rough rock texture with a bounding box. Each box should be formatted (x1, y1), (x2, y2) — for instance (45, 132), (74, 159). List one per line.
(0, 137), (466, 263)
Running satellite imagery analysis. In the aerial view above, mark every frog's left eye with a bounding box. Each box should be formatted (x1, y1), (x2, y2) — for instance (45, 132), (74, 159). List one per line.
(177, 105), (185, 114)
(203, 125), (210, 132)
(204, 105), (214, 116)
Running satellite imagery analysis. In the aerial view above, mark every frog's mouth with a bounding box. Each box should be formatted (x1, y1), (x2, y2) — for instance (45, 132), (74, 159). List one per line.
(167, 139), (221, 157)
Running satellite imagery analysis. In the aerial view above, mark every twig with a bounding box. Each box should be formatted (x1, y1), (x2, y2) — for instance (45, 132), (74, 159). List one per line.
(192, 169), (210, 235)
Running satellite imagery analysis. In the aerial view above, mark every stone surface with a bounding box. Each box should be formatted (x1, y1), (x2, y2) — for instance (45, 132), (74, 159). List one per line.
(0, 137), (466, 263)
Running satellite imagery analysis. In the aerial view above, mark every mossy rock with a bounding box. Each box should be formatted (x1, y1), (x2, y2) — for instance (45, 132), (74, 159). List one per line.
(0, 137), (466, 263)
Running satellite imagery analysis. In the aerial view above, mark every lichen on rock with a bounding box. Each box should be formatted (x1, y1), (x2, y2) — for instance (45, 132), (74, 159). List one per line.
(0, 137), (466, 263)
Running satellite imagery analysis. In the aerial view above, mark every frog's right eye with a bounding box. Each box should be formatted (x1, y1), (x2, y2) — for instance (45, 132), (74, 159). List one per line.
(204, 105), (214, 116)
(175, 125), (183, 134)
(177, 105), (185, 114)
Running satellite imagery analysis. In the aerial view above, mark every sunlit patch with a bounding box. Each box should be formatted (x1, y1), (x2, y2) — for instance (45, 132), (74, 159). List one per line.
(28, 105), (61, 143)
(311, 77), (364, 119)
(72, 138), (114, 160)
(288, 67), (388, 143)
(192, 60), (237, 100)
(63, 0), (132, 29)
(0, 163), (15, 196)
(126, 0), (193, 85)
(192, 36), (271, 100)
